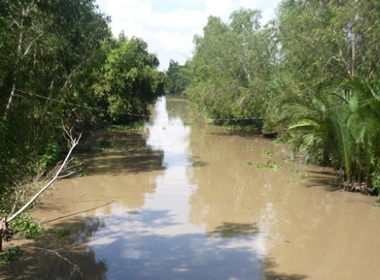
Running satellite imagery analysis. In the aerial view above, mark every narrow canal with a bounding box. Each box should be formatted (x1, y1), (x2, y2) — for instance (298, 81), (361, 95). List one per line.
(3, 96), (380, 280)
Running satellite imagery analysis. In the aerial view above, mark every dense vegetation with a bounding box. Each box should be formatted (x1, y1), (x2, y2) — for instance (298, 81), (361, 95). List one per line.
(2, 0), (379, 218)
(174, 0), (380, 194)
(164, 59), (190, 94)
(0, 0), (165, 213)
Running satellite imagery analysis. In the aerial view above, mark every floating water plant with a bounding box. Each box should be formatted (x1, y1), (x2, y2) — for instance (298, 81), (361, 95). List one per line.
(246, 160), (281, 169)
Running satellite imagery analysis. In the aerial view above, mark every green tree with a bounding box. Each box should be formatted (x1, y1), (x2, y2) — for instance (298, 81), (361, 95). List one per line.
(165, 60), (189, 94)
(0, 0), (110, 210)
(275, 0), (380, 192)
(93, 34), (166, 123)
(274, 0), (380, 105)
(186, 9), (274, 122)
(287, 78), (380, 193)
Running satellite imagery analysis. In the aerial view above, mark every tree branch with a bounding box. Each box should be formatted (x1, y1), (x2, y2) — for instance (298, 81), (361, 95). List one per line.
(7, 130), (82, 223)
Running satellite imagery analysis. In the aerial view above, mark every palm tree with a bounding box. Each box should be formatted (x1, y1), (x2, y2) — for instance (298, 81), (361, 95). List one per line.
(343, 77), (380, 191)
(285, 81), (380, 193)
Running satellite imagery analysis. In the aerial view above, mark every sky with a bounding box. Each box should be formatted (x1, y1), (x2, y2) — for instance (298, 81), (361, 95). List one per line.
(95, 0), (281, 71)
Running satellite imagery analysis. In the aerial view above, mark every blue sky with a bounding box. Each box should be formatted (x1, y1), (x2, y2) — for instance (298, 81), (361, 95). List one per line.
(95, 0), (280, 71)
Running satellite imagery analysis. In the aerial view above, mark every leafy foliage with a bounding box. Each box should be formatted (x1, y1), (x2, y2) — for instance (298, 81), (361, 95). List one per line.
(184, 1), (380, 194)
(93, 34), (166, 123)
(10, 214), (44, 239)
(286, 78), (380, 192)
(0, 0), (111, 209)
(165, 60), (190, 94)
(37, 142), (62, 172)
(186, 9), (274, 122)
(0, 1), (168, 213)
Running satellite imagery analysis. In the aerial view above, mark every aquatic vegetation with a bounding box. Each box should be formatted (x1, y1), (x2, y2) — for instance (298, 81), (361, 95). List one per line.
(262, 150), (273, 157)
(246, 160), (281, 169)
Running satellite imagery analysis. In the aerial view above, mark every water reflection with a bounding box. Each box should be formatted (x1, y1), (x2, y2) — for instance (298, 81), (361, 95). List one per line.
(81, 130), (165, 176)
(3, 96), (379, 280)
(3, 97), (346, 280)
(207, 222), (259, 238)
(88, 211), (264, 280)
(86, 97), (267, 279)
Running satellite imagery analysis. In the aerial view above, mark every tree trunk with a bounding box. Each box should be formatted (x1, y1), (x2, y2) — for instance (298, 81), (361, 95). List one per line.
(3, 8), (26, 120)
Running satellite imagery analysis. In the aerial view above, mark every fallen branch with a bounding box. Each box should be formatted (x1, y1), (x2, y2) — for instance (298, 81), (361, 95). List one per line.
(45, 157), (82, 180)
(7, 129), (82, 223)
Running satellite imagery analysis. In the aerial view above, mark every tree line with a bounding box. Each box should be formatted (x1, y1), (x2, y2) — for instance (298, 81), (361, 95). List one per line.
(169, 0), (380, 194)
(0, 0), (166, 213)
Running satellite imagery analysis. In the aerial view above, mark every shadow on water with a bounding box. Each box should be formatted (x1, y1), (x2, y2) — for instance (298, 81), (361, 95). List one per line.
(207, 222), (259, 238)
(190, 155), (208, 168)
(1, 212), (307, 280)
(77, 122), (208, 176)
(78, 130), (166, 176)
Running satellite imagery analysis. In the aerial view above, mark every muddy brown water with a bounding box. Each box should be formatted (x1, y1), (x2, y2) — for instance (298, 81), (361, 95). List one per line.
(1, 96), (380, 280)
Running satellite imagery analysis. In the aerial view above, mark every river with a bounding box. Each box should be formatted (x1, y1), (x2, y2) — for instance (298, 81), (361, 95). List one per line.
(2, 96), (380, 280)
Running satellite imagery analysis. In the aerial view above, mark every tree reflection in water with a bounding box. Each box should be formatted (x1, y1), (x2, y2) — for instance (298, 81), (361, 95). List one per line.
(1, 97), (310, 280)
(207, 222), (259, 238)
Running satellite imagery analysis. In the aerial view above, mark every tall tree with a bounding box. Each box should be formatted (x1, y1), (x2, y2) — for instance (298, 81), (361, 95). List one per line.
(93, 34), (166, 123)
(187, 9), (274, 121)
(0, 0), (110, 209)
(165, 60), (189, 94)
(276, 0), (380, 192)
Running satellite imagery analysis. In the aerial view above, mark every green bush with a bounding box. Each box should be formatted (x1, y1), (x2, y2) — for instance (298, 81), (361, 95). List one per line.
(10, 214), (44, 239)
(36, 141), (61, 172)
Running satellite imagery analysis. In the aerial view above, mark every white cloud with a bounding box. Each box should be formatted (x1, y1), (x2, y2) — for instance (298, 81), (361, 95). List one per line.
(96, 0), (280, 71)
